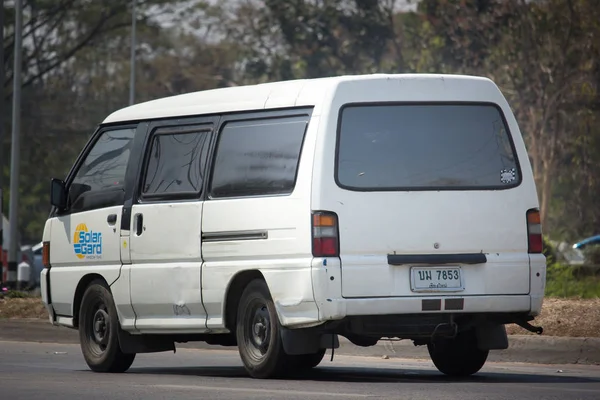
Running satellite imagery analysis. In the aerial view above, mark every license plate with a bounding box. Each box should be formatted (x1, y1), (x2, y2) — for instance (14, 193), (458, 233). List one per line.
(410, 267), (464, 292)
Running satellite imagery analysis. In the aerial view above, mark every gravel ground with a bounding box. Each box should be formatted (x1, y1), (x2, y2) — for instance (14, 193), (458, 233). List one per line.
(505, 297), (600, 337)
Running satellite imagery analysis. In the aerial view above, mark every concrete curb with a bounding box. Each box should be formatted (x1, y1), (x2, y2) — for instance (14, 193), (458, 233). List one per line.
(1, 319), (599, 365)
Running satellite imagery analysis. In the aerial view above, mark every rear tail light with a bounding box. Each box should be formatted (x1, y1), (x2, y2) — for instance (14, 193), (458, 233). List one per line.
(312, 211), (339, 257)
(42, 241), (51, 269)
(526, 209), (543, 253)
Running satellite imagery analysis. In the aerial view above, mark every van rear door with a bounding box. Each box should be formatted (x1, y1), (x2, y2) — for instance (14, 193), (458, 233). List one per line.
(329, 103), (535, 298)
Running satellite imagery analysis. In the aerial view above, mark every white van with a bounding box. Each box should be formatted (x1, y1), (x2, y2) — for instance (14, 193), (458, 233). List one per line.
(40, 73), (546, 379)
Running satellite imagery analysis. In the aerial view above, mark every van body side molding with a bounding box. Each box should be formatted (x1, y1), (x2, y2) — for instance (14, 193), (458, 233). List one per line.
(387, 253), (487, 265)
(202, 230), (269, 242)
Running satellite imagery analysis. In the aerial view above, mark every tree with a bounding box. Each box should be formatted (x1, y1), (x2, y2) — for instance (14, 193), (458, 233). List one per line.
(2, 0), (232, 241)
(415, 0), (600, 234)
(2, 0), (600, 244)
(486, 0), (599, 230)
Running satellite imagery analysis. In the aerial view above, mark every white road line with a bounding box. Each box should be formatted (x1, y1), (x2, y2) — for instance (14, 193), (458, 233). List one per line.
(143, 384), (377, 397)
(524, 385), (600, 394)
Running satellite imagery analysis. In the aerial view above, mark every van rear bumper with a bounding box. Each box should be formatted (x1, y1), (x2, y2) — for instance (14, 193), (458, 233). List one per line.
(311, 254), (546, 323)
(317, 294), (536, 322)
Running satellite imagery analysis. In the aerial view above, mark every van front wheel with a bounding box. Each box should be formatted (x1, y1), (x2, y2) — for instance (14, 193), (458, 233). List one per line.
(236, 279), (289, 379)
(427, 330), (488, 377)
(78, 280), (135, 373)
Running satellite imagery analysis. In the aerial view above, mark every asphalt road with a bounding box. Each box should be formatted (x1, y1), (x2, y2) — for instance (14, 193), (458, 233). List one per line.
(1, 341), (600, 400)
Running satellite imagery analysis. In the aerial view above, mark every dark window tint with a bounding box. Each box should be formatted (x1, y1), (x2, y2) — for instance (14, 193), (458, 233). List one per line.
(143, 129), (212, 196)
(336, 104), (520, 190)
(210, 116), (308, 198)
(69, 128), (135, 213)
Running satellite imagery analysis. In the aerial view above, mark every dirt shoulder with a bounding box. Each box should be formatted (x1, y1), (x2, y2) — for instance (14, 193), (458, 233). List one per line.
(505, 298), (600, 337)
(2, 296), (599, 338)
(0, 297), (49, 319)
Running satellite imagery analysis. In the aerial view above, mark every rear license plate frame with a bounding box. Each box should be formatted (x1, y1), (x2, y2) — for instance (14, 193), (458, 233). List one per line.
(410, 266), (465, 292)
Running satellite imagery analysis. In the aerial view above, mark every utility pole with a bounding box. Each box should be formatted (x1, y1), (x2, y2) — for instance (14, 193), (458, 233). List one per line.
(8, 0), (23, 288)
(129, 0), (136, 106)
(0, 0), (5, 288)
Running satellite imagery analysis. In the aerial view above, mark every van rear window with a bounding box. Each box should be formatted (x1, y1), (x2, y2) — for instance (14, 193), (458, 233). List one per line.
(336, 104), (521, 190)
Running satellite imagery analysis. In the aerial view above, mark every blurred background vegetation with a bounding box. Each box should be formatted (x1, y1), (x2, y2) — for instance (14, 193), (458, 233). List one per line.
(1, 0), (599, 296)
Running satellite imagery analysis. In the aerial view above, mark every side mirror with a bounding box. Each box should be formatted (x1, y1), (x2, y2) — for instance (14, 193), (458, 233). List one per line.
(50, 178), (67, 210)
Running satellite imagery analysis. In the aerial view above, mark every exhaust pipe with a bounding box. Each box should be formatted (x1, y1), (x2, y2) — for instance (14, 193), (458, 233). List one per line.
(515, 320), (543, 335)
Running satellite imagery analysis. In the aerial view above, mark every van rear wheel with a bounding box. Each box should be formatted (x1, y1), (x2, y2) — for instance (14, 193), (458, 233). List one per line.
(236, 279), (289, 379)
(78, 280), (135, 373)
(427, 329), (488, 377)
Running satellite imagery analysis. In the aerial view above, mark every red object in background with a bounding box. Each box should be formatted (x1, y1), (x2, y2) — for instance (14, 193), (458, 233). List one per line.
(0, 245), (29, 283)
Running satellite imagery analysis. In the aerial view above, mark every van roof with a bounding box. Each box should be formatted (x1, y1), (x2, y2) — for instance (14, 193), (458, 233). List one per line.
(103, 73), (494, 124)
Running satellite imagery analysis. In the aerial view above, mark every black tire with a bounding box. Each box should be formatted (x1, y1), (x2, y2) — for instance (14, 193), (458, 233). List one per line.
(427, 329), (488, 377)
(236, 279), (289, 379)
(78, 279), (135, 373)
(290, 348), (326, 371)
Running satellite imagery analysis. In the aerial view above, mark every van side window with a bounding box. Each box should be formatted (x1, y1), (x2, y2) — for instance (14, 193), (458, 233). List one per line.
(68, 127), (135, 214)
(210, 116), (308, 198)
(142, 129), (212, 197)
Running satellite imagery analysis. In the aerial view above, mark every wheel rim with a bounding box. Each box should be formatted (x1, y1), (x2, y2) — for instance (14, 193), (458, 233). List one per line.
(244, 300), (271, 361)
(85, 300), (111, 357)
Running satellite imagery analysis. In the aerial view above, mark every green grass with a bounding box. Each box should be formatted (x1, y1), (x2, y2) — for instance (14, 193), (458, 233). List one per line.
(543, 237), (600, 298)
(545, 262), (600, 298)
(0, 290), (35, 299)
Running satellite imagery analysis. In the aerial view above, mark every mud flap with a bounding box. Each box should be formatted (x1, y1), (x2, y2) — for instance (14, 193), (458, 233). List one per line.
(280, 327), (340, 355)
(117, 328), (176, 354)
(475, 323), (509, 350)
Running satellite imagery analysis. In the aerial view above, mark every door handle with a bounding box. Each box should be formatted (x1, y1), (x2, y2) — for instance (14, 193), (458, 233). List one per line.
(107, 214), (117, 225)
(134, 213), (144, 236)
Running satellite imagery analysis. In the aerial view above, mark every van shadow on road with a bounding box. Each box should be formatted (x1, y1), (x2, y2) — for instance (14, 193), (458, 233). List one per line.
(123, 365), (600, 384)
